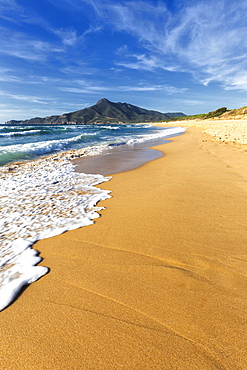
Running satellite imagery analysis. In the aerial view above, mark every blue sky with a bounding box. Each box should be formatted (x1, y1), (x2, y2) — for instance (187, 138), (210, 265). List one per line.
(1, 0), (247, 123)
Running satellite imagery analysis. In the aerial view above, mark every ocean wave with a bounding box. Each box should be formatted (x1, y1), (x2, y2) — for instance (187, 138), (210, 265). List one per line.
(0, 129), (41, 137)
(133, 123), (152, 128)
(0, 133), (96, 156)
(98, 125), (120, 130)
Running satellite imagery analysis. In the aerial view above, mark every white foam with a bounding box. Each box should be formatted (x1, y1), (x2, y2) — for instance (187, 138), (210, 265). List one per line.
(0, 153), (111, 311)
(0, 133), (94, 156)
(0, 129), (41, 137)
(98, 125), (120, 130)
(127, 127), (186, 144)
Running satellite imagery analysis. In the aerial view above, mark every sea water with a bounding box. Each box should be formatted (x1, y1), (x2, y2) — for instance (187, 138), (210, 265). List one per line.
(0, 123), (185, 311)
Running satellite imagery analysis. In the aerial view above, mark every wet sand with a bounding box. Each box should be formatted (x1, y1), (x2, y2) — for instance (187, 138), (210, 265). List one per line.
(73, 138), (165, 175)
(1, 126), (247, 369)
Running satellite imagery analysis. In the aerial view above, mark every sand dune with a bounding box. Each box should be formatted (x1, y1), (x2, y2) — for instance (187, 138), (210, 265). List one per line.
(160, 118), (247, 147)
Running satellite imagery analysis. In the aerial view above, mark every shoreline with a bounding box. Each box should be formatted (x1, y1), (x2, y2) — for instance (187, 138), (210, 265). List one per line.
(1, 122), (247, 369)
(0, 125), (185, 312)
(73, 138), (166, 175)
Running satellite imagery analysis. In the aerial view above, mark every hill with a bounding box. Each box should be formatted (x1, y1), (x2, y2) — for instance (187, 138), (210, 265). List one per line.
(165, 106), (247, 122)
(216, 106), (247, 120)
(5, 99), (185, 125)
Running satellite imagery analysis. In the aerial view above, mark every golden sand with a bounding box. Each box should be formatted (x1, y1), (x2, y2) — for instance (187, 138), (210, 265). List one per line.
(1, 123), (247, 369)
(158, 118), (247, 148)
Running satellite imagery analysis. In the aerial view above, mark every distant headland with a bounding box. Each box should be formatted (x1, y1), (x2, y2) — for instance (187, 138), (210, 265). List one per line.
(4, 98), (186, 125)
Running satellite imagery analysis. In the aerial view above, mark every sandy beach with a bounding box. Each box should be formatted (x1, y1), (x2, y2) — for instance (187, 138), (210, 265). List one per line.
(160, 118), (247, 148)
(1, 121), (247, 369)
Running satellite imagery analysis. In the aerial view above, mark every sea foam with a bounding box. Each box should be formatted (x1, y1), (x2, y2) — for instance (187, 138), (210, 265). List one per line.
(0, 148), (111, 311)
(0, 129), (41, 137)
(127, 127), (186, 144)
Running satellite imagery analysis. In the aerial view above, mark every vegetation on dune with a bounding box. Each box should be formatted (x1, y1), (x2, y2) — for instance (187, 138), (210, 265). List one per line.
(162, 113), (206, 122)
(203, 107), (229, 119)
(163, 106), (245, 122)
(221, 105), (247, 117)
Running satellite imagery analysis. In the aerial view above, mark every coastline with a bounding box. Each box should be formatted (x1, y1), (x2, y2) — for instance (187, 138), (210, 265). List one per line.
(1, 122), (247, 369)
(73, 138), (166, 175)
(0, 125), (185, 312)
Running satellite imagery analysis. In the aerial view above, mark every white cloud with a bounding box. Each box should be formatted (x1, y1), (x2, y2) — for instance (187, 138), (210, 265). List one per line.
(53, 29), (78, 46)
(115, 45), (179, 72)
(174, 99), (206, 106)
(0, 27), (64, 61)
(0, 0), (20, 20)
(0, 0), (18, 11)
(120, 84), (187, 94)
(0, 67), (13, 75)
(60, 86), (109, 94)
(0, 91), (55, 104)
(60, 64), (95, 75)
(116, 53), (179, 72)
(86, 0), (247, 91)
(0, 75), (23, 83)
(0, 1), (98, 56)
(59, 80), (186, 95)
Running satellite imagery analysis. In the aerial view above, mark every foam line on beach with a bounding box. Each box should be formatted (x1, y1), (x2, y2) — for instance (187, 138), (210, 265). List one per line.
(126, 127), (186, 144)
(0, 153), (111, 311)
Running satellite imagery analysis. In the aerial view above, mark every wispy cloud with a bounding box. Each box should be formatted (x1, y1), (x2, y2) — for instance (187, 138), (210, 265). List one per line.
(0, 91), (56, 104)
(83, 0), (247, 91)
(0, 27), (64, 61)
(60, 64), (96, 75)
(120, 84), (187, 94)
(50, 23), (101, 46)
(0, 1), (99, 58)
(0, 0), (21, 22)
(59, 79), (186, 95)
(59, 78), (110, 93)
(60, 86), (109, 94)
(52, 28), (78, 46)
(0, 69), (62, 85)
(0, 75), (23, 83)
(115, 47), (178, 72)
(0, 67), (13, 74)
(0, 0), (19, 11)
(174, 99), (206, 107)
(59, 79), (112, 94)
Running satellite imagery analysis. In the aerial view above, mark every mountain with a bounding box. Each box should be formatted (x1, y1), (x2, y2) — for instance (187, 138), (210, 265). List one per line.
(5, 99), (186, 125)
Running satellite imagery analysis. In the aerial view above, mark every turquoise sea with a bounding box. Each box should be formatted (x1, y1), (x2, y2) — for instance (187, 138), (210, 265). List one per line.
(0, 123), (179, 166)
